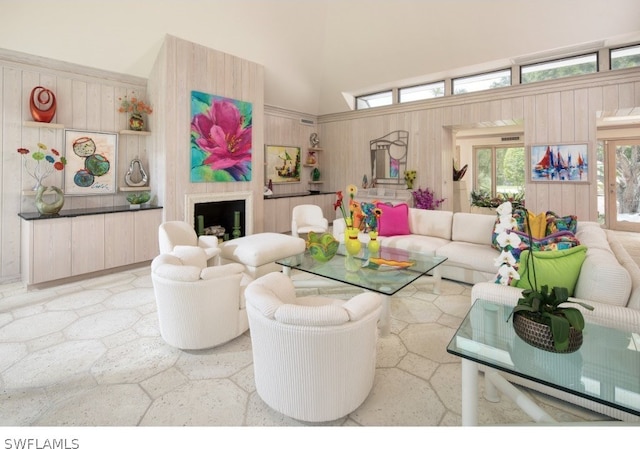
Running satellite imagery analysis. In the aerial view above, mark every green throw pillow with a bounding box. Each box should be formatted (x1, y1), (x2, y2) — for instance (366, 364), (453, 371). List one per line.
(513, 245), (587, 296)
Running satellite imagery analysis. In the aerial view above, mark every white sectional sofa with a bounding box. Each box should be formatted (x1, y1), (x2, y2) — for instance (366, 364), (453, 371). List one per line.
(334, 206), (640, 421)
(333, 208), (500, 284)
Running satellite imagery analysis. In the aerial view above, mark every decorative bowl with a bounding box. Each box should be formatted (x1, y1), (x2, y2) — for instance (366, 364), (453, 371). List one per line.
(126, 191), (151, 208)
(306, 231), (339, 262)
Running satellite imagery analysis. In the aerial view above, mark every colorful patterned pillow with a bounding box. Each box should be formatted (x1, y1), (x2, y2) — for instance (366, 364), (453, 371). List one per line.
(546, 211), (578, 235)
(360, 202), (378, 231)
(493, 208), (578, 248)
(508, 230), (582, 263)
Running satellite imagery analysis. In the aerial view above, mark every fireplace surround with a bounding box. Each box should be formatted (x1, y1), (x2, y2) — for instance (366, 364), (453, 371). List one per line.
(185, 191), (254, 237)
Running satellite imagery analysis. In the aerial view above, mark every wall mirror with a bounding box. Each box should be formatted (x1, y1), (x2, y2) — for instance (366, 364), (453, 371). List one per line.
(369, 130), (408, 185)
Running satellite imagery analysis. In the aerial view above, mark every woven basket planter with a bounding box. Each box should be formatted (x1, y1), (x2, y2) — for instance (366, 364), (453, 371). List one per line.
(513, 312), (583, 353)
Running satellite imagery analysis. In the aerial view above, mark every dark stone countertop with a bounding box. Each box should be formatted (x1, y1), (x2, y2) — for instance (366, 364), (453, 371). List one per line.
(265, 191), (335, 199)
(18, 204), (163, 221)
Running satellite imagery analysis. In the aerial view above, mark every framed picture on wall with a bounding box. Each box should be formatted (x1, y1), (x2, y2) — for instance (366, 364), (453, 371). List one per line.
(265, 145), (301, 184)
(64, 130), (118, 195)
(529, 143), (588, 183)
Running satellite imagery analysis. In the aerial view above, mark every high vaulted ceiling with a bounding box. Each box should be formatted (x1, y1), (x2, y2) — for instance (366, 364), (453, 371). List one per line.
(1, 0), (639, 115)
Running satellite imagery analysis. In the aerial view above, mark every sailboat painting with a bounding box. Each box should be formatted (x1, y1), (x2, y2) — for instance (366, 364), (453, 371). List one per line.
(530, 143), (588, 182)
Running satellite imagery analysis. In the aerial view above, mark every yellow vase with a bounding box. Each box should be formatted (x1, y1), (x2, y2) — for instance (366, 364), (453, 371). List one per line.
(345, 228), (361, 256)
(368, 231), (380, 254)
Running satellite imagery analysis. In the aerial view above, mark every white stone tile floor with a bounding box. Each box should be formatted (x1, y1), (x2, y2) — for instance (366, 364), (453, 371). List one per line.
(0, 265), (620, 429)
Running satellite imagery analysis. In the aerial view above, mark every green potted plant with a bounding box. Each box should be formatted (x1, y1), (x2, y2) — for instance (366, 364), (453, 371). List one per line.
(511, 286), (594, 353)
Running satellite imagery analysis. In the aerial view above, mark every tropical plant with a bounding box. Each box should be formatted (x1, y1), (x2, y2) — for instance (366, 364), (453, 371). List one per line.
(511, 286), (594, 352)
(470, 189), (525, 209)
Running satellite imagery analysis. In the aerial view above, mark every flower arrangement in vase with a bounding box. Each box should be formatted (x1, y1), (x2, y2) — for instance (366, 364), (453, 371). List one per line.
(412, 187), (445, 210)
(17, 143), (67, 214)
(334, 184), (362, 255)
(118, 95), (153, 131)
(404, 170), (417, 189)
(17, 143), (66, 190)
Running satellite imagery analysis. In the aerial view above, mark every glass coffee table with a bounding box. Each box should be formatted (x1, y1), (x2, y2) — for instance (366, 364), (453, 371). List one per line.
(447, 298), (640, 425)
(277, 244), (447, 336)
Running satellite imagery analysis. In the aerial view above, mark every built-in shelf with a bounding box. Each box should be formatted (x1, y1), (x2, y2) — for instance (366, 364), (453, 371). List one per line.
(23, 121), (65, 129)
(119, 186), (150, 192)
(303, 163), (318, 167)
(308, 147), (323, 151)
(119, 129), (151, 136)
(308, 181), (324, 184)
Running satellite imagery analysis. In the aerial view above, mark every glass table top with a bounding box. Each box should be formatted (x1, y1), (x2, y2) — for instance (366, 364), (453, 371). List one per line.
(447, 299), (640, 417)
(276, 244), (447, 296)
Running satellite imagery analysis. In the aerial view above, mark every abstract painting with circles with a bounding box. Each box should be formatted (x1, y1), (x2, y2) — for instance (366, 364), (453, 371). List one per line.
(64, 130), (118, 195)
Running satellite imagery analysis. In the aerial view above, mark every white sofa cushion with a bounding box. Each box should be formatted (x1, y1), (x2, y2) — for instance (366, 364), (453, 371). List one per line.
(574, 247), (631, 307)
(452, 213), (497, 245)
(437, 241), (499, 274)
(172, 245), (208, 269)
(408, 209), (453, 239)
(381, 235), (450, 254)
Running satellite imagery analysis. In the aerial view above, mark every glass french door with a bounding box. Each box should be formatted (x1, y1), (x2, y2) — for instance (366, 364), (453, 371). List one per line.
(605, 139), (640, 232)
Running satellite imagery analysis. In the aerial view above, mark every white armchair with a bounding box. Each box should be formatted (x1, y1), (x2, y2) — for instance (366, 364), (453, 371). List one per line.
(291, 204), (329, 238)
(151, 246), (251, 350)
(158, 221), (220, 265)
(245, 272), (382, 422)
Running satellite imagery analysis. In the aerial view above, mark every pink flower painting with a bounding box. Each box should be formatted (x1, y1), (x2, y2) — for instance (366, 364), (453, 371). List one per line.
(191, 91), (252, 182)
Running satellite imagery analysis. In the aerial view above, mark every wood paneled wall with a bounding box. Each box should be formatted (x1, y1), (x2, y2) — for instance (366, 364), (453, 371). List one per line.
(264, 106), (319, 197)
(147, 36), (265, 230)
(319, 68), (640, 222)
(0, 49), (149, 283)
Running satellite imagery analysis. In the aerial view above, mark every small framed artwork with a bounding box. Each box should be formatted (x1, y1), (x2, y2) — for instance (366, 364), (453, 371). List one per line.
(530, 143), (588, 183)
(64, 130), (118, 195)
(265, 145), (301, 183)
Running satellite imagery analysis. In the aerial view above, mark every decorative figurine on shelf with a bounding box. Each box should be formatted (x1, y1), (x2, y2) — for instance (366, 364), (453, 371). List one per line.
(124, 158), (149, 187)
(310, 132), (320, 148)
(311, 167), (321, 181)
(362, 174), (368, 189)
(29, 86), (57, 123)
(306, 151), (317, 165)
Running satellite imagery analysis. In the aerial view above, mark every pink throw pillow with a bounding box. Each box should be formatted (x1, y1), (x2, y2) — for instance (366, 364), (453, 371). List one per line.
(376, 202), (411, 237)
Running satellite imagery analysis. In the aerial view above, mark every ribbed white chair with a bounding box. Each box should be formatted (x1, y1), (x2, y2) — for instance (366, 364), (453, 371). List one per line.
(151, 246), (251, 350)
(291, 204), (329, 238)
(158, 221), (220, 265)
(244, 272), (382, 422)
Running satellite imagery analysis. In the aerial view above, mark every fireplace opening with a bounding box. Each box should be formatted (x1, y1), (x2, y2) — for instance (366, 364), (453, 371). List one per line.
(194, 200), (246, 240)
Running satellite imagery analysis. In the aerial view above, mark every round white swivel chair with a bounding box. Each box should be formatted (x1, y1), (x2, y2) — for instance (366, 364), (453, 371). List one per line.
(151, 246), (251, 350)
(158, 221), (220, 266)
(245, 272), (382, 422)
(291, 204), (329, 238)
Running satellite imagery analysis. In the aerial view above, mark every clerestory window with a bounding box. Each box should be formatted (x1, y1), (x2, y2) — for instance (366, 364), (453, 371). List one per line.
(611, 44), (640, 70)
(521, 53), (598, 84)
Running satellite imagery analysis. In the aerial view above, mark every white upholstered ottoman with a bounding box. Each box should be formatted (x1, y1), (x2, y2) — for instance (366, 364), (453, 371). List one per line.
(219, 233), (306, 278)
